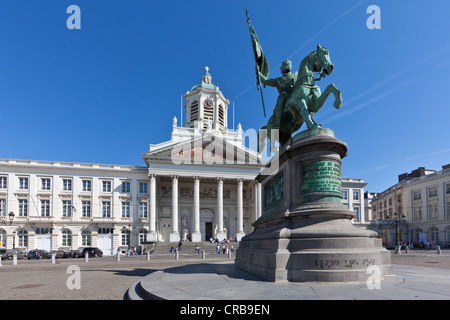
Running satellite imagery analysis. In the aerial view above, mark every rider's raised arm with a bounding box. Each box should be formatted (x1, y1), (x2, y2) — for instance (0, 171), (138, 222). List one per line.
(259, 72), (278, 87)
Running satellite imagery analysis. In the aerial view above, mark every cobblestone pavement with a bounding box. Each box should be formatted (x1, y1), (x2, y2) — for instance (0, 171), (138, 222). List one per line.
(0, 249), (448, 300)
(390, 249), (450, 270)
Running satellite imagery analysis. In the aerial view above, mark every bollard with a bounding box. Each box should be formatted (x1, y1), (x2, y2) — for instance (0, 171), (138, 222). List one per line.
(175, 250), (179, 260)
(51, 254), (56, 264)
(405, 246), (410, 254)
(437, 245), (441, 254)
(0, 256), (2, 267)
(228, 249), (232, 259)
(201, 250), (205, 260)
(85, 252), (89, 262)
(116, 253), (120, 261)
(146, 252), (150, 261)
(394, 246), (401, 254)
(13, 255), (17, 265)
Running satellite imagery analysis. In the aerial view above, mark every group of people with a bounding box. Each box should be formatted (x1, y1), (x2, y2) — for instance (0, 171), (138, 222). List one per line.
(216, 243), (233, 255)
(117, 246), (140, 256)
(209, 237), (238, 244)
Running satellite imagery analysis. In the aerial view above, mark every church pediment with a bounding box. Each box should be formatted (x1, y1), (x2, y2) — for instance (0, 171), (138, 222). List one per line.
(142, 133), (263, 167)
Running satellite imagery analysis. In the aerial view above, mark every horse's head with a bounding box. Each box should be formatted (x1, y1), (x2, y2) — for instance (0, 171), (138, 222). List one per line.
(313, 44), (334, 77)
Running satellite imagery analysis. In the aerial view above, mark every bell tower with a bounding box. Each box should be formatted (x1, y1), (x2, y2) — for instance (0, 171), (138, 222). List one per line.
(184, 67), (229, 131)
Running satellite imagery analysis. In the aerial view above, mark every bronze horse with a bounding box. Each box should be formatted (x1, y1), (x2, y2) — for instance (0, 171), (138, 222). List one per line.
(259, 45), (342, 153)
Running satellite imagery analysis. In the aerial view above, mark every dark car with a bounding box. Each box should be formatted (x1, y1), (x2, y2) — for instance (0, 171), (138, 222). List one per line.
(82, 247), (103, 257)
(27, 250), (51, 259)
(0, 249), (8, 260)
(73, 249), (84, 258)
(62, 250), (76, 258)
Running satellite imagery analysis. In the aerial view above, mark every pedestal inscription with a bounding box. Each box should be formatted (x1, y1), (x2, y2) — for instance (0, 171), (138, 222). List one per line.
(301, 160), (341, 194)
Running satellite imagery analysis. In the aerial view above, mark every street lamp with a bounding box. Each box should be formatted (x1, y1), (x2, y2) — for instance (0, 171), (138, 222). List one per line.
(386, 211), (406, 250)
(13, 230), (16, 249)
(0, 211), (15, 226)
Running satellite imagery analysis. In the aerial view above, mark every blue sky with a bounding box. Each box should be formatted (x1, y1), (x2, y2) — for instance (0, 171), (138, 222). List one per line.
(0, 0), (449, 193)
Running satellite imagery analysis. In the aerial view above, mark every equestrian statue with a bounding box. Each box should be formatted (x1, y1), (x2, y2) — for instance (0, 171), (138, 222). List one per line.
(246, 10), (342, 153)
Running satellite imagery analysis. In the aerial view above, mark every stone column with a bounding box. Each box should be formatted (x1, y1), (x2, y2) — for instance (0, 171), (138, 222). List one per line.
(216, 177), (226, 240)
(148, 174), (157, 241)
(236, 178), (245, 241)
(191, 176), (202, 242)
(170, 175), (180, 242)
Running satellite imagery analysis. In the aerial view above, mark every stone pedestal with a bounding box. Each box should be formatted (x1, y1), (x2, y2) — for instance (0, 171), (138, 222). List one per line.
(235, 128), (392, 283)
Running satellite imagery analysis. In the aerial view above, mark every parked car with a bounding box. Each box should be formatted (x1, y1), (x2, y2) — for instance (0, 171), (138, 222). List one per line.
(6, 249), (27, 260)
(62, 250), (76, 258)
(0, 249), (8, 260)
(73, 249), (84, 258)
(26, 250), (50, 259)
(51, 250), (64, 258)
(82, 247), (103, 257)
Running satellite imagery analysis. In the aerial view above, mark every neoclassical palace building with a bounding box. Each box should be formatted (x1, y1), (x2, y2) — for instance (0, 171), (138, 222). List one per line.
(0, 70), (265, 255)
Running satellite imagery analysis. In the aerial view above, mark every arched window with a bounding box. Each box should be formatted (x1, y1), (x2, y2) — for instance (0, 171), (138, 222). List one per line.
(413, 228), (422, 242)
(139, 229), (148, 245)
(121, 229), (130, 246)
(62, 229), (72, 247)
(429, 226), (439, 242)
(0, 229), (6, 248)
(81, 229), (91, 246)
(18, 230), (28, 247)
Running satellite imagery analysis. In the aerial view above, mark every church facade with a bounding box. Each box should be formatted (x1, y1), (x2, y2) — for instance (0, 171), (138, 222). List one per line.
(0, 70), (264, 255)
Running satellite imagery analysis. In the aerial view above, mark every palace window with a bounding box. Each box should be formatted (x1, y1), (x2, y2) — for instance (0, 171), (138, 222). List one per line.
(62, 229), (72, 247)
(41, 178), (51, 190)
(428, 186), (437, 197)
(18, 230), (28, 247)
(413, 190), (421, 200)
(0, 176), (6, 189)
(19, 177), (28, 190)
(121, 230), (130, 246)
(18, 199), (28, 216)
(342, 190), (348, 200)
(102, 201), (111, 217)
(62, 200), (72, 217)
(139, 202), (148, 218)
(82, 201), (91, 217)
(62, 179), (72, 191)
(353, 190), (359, 201)
(353, 206), (360, 220)
(121, 181), (131, 193)
(81, 230), (91, 246)
(122, 202), (130, 218)
(139, 229), (148, 244)
(82, 180), (92, 192)
(139, 182), (148, 194)
(0, 229), (6, 247)
(0, 199), (6, 216)
(41, 200), (50, 217)
(102, 181), (112, 193)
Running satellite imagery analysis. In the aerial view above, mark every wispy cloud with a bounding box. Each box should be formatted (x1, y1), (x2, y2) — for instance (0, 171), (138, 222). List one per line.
(288, 0), (368, 60)
(235, 0), (367, 102)
(348, 147), (450, 177)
